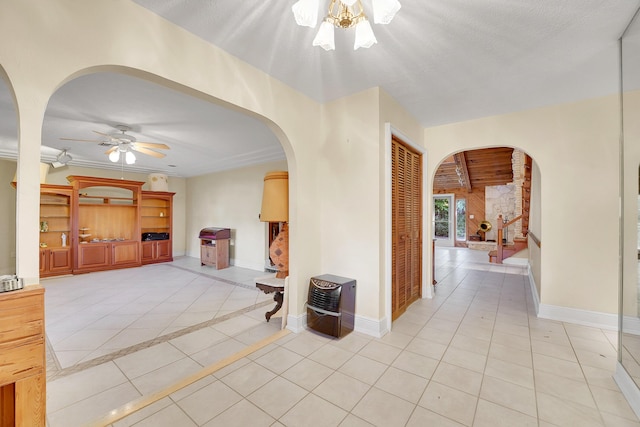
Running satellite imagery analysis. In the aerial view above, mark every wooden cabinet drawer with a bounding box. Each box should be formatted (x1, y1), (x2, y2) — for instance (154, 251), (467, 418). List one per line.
(0, 287), (44, 388)
(0, 340), (44, 387)
(0, 289), (44, 344)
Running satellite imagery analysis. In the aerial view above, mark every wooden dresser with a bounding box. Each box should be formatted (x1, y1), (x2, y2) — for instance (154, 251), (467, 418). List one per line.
(0, 286), (46, 426)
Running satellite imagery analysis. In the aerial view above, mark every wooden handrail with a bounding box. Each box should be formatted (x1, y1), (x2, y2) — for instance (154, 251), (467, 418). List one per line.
(528, 231), (541, 248)
(497, 214), (522, 229)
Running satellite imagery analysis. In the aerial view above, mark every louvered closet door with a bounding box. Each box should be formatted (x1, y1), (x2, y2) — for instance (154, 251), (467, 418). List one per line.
(392, 137), (422, 320)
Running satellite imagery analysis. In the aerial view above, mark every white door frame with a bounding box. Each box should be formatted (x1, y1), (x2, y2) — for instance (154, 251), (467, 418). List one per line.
(433, 193), (455, 247)
(384, 124), (431, 336)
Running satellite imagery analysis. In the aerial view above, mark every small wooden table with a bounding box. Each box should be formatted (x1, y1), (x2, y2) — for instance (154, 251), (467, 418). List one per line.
(255, 275), (285, 322)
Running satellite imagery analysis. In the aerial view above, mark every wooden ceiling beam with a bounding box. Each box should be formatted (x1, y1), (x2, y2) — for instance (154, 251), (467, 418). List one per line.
(454, 152), (473, 192)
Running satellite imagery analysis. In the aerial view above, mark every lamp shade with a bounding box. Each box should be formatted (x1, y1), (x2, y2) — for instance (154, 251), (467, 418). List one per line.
(372, 0), (401, 24)
(354, 19), (377, 49)
(260, 171), (289, 222)
(313, 21), (335, 51)
(109, 150), (120, 163)
(125, 150), (136, 164)
(292, 0), (319, 27)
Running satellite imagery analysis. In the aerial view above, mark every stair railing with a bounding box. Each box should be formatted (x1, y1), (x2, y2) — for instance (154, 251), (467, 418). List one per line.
(496, 214), (523, 264)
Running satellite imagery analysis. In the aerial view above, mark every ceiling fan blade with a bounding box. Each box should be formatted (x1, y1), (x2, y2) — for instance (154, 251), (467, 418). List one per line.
(92, 130), (111, 137)
(133, 146), (165, 158)
(105, 146), (118, 155)
(134, 141), (170, 150)
(59, 137), (103, 142)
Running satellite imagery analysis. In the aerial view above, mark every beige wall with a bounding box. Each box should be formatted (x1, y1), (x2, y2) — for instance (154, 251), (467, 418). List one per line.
(425, 95), (620, 314)
(0, 159), (16, 275)
(186, 160), (287, 270)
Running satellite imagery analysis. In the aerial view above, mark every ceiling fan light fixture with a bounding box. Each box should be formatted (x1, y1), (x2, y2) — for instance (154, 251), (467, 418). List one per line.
(109, 150), (120, 163)
(125, 151), (136, 165)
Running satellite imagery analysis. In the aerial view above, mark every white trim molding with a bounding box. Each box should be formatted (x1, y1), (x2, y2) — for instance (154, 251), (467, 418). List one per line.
(286, 312), (306, 333)
(615, 362), (640, 420)
(528, 265), (618, 330)
(355, 314), (389, 338)
(623, 316), (640, 335)
(528, 265), (540, 315)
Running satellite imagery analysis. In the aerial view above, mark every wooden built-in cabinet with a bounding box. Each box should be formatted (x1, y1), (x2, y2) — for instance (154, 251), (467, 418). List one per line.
(68, 175), (144, 274)
(28, 176), (174, 277)
(0, 287), (46, 426)
(39, 185), (73, 277)
(141, 191), (174, 264)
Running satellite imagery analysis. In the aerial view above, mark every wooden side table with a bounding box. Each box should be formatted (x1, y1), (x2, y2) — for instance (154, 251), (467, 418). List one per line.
(255, 275), (285, 322)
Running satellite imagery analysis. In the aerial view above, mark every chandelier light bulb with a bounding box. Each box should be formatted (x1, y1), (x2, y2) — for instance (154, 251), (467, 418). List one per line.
(354, 19), (377, 50)
(292, 0), (319, 27)
(313, 21), (336, 51)
(125, 151), (136, 165)
(372, 0), (401, 24)
(109, 150), (120, 163)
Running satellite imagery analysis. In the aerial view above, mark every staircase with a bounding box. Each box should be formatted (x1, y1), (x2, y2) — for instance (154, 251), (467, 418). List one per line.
(489, 154), (532, 264)
(489, 236), (528, 263)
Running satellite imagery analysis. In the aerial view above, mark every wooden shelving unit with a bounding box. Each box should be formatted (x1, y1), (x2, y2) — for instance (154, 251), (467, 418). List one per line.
(68, 176), (144, 274)
(39, 184), (73, 277)
(141, 190), (174, 264)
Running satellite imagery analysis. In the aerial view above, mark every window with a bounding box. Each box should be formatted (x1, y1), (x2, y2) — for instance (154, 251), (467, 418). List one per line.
(456, 198), (467, 241)
(433, 197), (450, 239)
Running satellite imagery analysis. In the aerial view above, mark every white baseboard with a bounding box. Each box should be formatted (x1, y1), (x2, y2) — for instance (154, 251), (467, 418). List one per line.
(286, 312), (306, 333)
(528, 266), (617, 330)
(615, 362), (640, 419)
(537, 303), (618, 331)
(528, 266), (540, 314)
(623, 316), (640, 335)
(354, 315), (389, 338)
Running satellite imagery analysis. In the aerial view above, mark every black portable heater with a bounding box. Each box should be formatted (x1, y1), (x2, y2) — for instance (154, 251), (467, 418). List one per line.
(306, 274), (356, 338)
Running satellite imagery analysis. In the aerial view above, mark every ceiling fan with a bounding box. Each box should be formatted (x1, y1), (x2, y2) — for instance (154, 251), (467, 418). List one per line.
(60, 125), (169, 164)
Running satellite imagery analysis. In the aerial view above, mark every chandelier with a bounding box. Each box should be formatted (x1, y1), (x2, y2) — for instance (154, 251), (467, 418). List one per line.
(292, 0), (401, 51)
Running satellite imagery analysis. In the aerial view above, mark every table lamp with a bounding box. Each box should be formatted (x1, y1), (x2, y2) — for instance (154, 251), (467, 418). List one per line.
(260, 171), (289, 278)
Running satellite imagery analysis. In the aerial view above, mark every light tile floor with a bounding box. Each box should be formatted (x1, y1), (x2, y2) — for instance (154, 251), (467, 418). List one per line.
(44, 257), (274, 374)
(45, 249), (640, 426)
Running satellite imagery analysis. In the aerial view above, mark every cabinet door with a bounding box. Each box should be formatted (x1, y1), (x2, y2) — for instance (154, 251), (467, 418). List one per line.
(112, 241), (140, 265)
(156, 240), (171, 260)
(39, 250), (47, 275)
(49, 248), (71, 273)
(141, 241), (155, 262)
(77, 244), (110, 270)
(200, 244), (212, 265)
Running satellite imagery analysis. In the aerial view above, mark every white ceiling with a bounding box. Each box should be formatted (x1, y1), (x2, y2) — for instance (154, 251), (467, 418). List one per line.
(1, 0), (639, 177)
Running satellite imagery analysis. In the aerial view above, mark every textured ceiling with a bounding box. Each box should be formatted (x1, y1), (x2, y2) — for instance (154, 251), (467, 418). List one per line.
(132, 0), (639, 126)
(1, 1), (639, 177)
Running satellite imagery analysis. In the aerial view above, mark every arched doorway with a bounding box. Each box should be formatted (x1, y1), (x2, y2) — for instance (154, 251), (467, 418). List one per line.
(432, 147), (534, 265)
